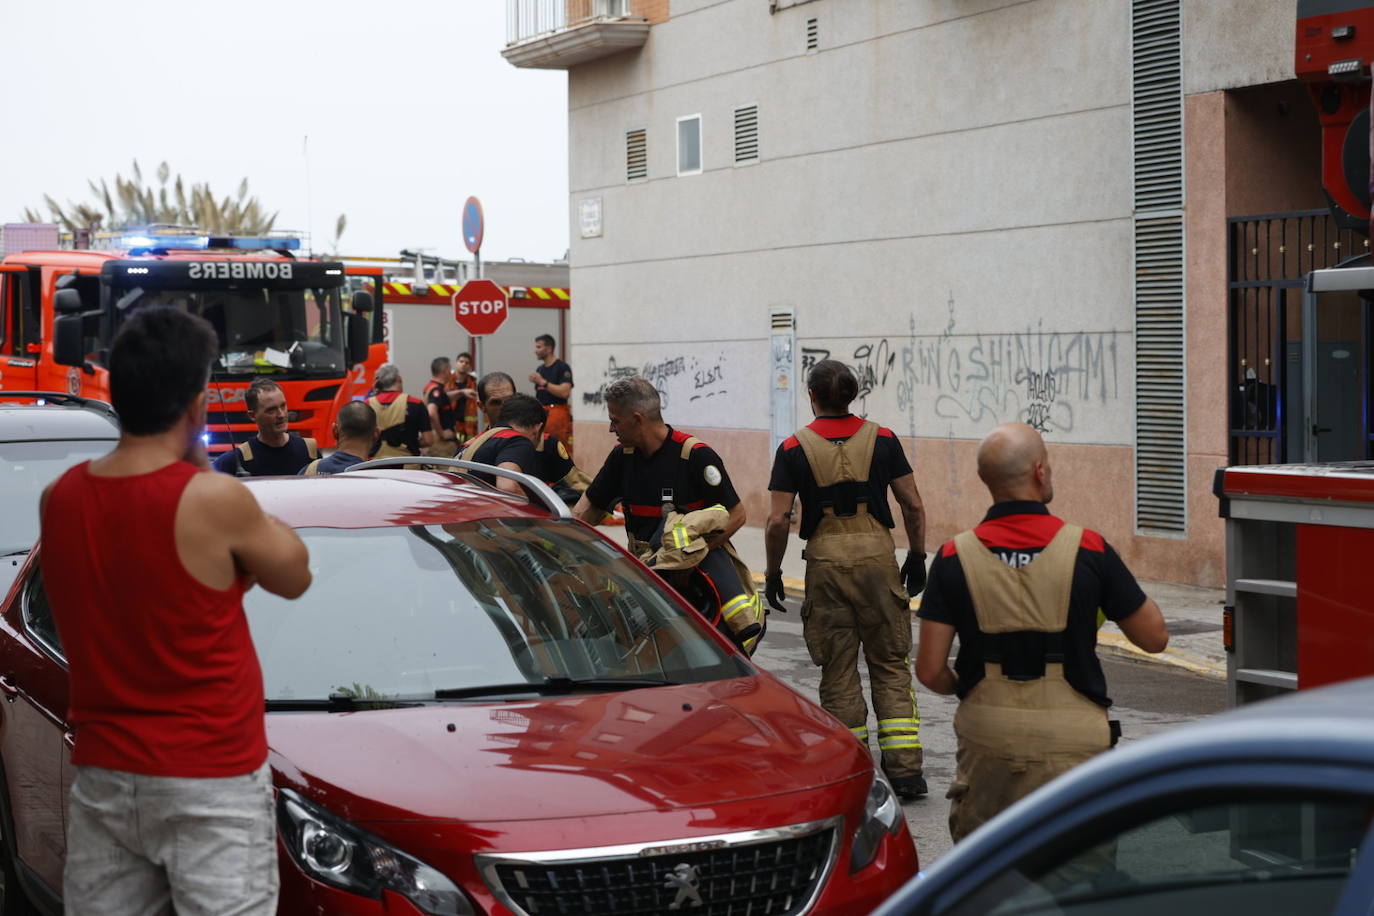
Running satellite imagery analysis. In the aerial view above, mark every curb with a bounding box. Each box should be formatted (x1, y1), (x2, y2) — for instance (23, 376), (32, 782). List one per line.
(750, 574), (1227, 681)
(1096, 631), (1227, 681)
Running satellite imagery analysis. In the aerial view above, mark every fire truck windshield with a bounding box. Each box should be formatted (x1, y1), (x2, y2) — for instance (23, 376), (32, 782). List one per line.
(110, 284), (347, 380)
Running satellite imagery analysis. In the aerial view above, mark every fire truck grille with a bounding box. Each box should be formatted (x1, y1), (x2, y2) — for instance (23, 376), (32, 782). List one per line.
(487, 826), (836, 916)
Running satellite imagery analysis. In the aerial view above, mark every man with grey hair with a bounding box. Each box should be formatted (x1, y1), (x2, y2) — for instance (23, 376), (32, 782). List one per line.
(574, 378), (748, 614)
(366, 363), (431, 458)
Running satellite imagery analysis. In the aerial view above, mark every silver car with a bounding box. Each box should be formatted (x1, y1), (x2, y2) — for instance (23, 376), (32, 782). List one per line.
(0, 393), (119, 595)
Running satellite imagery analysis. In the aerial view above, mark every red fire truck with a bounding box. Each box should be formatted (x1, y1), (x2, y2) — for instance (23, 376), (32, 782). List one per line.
(0, 230), (385, 450)
(1217, 1), (1374, 705)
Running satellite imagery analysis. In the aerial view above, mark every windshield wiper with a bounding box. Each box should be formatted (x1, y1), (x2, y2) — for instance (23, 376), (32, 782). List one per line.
(265, 694), (419, 712)
(434, 675), (679, 700)
(1, 549), (30, 559)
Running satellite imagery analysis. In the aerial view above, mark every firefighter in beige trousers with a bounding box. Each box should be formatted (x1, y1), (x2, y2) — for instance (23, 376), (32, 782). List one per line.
(915, 423), (1169, 841)
(765, 360), (930, 800)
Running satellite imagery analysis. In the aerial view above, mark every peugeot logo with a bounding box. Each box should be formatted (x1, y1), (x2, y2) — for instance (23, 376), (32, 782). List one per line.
(664, 863), (703, 909)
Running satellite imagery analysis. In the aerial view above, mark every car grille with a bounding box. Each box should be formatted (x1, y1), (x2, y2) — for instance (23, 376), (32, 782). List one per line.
(481, 818), (840, 916)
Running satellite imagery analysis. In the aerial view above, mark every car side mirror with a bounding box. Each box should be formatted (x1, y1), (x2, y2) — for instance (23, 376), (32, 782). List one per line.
(54, 315), (87, 368)
(54, 289), (84, 314)
(346, 312), (371, 367)
(351, 290), (374, 314)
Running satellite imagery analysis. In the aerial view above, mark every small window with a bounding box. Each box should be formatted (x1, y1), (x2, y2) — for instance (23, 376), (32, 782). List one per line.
(0, 272), (33, 357)
(676, 115), (702, 176)
(626, 128), (647, 182)
(0, 274), (11, 354)
(22, 567), (63, 659)
(946, 794), (1374, 915)
(806, 17), (818, 52)
(734, 104), (759, 165)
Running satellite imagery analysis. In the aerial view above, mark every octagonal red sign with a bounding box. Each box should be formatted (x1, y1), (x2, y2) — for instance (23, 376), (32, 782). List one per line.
(451, 279), (509, 336)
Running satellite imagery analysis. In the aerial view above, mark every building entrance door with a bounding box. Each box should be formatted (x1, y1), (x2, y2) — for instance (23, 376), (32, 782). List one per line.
(1302, 269), (1372, 462)
(1228, 210), (1366, 464)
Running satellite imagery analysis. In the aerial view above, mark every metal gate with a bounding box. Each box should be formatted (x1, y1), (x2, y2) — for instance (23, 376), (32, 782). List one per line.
(1227, 210), (1366, 464)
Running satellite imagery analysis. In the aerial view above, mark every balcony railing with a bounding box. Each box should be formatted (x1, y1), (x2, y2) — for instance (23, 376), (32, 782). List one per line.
(503, 0), (648, 69)
(507, 0), (630, 45)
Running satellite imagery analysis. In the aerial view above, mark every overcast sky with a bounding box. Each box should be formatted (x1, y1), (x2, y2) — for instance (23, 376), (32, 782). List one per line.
(0, 1), (569, 263)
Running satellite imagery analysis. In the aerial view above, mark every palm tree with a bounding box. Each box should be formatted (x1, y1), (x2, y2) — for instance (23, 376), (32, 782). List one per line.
(23, 160), (282, 235)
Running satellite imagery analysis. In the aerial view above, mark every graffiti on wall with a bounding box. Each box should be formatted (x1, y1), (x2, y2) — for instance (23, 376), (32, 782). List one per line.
(803, 295), (1124, 439)
(579, 343), (750, 428)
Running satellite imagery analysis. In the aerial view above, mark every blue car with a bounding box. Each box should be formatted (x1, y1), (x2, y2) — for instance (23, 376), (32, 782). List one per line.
(873, 677), (1374, 916)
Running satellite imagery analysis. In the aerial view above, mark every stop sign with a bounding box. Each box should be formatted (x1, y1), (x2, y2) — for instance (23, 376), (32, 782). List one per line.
(451, 279), (509, 335)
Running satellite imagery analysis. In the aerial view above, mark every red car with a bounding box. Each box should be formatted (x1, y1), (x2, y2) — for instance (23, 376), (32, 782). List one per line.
(0, 462), (917, 915)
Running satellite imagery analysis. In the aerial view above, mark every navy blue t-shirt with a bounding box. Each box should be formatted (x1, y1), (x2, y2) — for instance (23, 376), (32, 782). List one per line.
(299, 451), (367, 476)
(469, 429), (540, 485)
(534, 360), (573, 406)
(212, 434), (315, 477)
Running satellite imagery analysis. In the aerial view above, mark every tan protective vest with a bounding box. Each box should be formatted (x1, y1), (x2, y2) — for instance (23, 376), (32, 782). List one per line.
(368, 394), (413, 460)
(458, 427), (505, 462)
(952, 523), (1108, 757)
(794, 421), (894, 565)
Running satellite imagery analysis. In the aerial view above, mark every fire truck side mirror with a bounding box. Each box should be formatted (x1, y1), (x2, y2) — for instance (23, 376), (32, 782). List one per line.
(350, 290), (374, 313)
(54, 315), (86, 368)
(54, 289), (84, 314)
(346, 312), (370, 368)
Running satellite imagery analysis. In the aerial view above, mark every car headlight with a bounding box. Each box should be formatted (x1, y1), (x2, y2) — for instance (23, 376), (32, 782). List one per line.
(278, 788), (476, 915)
(850, 771), (905, 873)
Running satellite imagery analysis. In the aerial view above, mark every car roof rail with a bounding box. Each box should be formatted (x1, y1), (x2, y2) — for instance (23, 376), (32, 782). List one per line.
(344, 457), (573, 520)
(0, 391), (118, 421)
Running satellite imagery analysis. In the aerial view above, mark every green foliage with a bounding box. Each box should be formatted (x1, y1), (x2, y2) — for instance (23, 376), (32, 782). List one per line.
(22, 159), (280, 235)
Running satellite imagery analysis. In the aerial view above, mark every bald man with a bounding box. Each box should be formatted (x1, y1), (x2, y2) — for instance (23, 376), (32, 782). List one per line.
(915, 423), (1167, 842)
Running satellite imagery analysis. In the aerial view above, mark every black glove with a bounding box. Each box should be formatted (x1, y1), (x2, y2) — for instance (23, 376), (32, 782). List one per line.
(764, 571), (788, 613)
(901, 552), (928, 597)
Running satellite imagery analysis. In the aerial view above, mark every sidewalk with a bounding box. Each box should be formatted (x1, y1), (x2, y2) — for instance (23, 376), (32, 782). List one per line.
(729, 525), (1227, 680)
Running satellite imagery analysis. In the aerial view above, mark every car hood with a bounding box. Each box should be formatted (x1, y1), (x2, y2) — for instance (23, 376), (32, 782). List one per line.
(267, 675), (868, 824)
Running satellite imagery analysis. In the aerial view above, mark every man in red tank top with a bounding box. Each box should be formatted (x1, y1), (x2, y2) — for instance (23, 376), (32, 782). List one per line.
(40, 306), (312, 915)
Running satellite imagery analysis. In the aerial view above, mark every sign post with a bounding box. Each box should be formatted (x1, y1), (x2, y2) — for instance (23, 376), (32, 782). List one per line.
(460, 196), (489, 389)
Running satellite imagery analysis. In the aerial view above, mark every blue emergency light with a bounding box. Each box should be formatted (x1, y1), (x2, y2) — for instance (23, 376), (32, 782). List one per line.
(120, 233), (301, 252)
(121, 234), (209, 250)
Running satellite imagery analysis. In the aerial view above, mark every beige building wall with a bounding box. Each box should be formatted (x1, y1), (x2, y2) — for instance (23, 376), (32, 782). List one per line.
(563, 0), (1312, 586)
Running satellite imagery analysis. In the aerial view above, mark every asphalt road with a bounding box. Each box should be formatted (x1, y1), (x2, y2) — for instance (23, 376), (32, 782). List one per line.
(750, 597), (1227, 867)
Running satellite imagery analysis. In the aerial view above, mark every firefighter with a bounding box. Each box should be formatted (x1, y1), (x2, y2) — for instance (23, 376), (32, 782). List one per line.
(468, 382), (590, 499)
(475, 371), (516, 429)
(572, 378), (753, 641)
(367, 362), (432, 459)
(423, 356), (460, 458)
(764, 359), (929, 800)
(300, 401), (377, 475)
(459, 393), (544, 494)
(211, 378), (318, 476)
(915, 422), (1169, 841)
(448, 351), (480, 441)
(529, 334), (574, 456)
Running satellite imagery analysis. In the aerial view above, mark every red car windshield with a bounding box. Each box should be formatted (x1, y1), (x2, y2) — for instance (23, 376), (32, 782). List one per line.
(244, 518), (749, 701)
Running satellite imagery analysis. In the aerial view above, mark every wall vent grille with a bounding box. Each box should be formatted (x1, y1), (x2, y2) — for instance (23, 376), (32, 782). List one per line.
(626, 128), (647, 182)
(806, 17), (818, 51)
(734, 105), (759, 164)
(1132, 0), (1185, 534)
